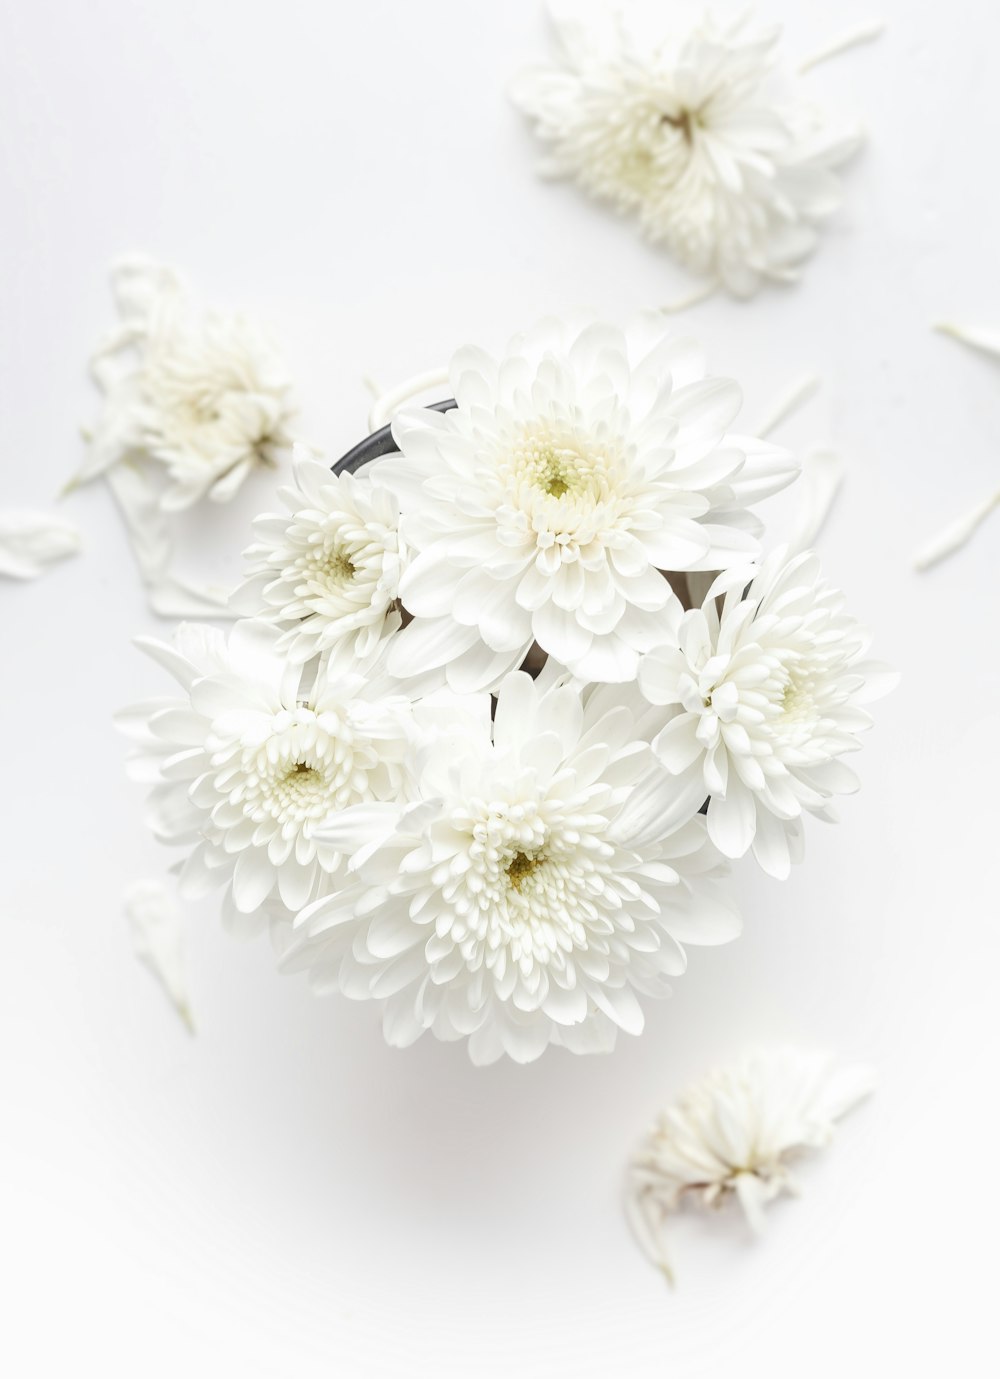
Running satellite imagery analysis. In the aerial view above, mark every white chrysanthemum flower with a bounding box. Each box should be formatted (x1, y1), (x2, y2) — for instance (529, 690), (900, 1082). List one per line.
(233, 453), (405, 663)
(638, 548), (896, 879)
(627, 1047), (875, 1281)
(376, 316), (796, 691)
(76, 258), (295, 510)
(116, 621), (412, 935)
(286, 669), (739, 1065)
(511, 9), (863, 297)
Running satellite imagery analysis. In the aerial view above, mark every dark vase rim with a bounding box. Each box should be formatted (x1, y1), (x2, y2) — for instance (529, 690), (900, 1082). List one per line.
(331, 398), (457, 476)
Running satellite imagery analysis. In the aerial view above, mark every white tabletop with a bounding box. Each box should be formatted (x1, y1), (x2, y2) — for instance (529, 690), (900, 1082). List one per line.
(2, 0), (995, 1373)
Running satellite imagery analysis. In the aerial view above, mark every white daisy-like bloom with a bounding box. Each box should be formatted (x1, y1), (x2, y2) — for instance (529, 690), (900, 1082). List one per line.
(76, 258), (295, 510)
(511, 8), (863, 297)
(376, 316), (796, 692)
(640, 546), (899, 877)
(637, 548), (896, 879)
(116, 621), (412, 937)
(286, 668), (739, 1065)
(232, 452), (406, 664)
(626, 1047), (875, 1282)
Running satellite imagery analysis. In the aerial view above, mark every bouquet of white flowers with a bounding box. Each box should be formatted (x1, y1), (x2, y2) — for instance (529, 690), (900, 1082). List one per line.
(120, 316), (894, 1064)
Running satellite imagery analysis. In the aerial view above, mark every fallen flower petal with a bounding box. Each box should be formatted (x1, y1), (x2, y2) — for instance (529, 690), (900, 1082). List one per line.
(0, 510), (81, 580)
(934, 321), (1000, 360)
(797, 19), (885, 74)
(787, 448), (845, 555)
(914, 489), (1000, 570)
(124, 879), (195, 1033)
(753, 374), (822, 441)
(915, 323), (1000, 568)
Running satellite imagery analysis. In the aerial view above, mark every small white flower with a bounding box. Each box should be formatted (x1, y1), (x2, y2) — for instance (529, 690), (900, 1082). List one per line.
(233, 453), (405, 663)
(287, 668), (739, 1065)
(512, 9), (863, 297)
(638, 548), (896, 878)
(77, 258), (296, 510)
(626, 1047), (875, 1281)
(377, 315), (795, 691)
(116, 621), (413, 934)
(0, 510), (81, 580)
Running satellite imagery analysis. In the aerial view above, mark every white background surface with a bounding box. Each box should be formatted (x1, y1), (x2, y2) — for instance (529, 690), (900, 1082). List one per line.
(2, 0), (997, 1373)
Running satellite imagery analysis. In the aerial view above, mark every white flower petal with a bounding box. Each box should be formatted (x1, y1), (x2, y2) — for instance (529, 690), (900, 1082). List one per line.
(707, 778), (757, 858)
(124, 879), (194, 1033)
(787, 449), (844, 555)
(0, 510), (81, 580)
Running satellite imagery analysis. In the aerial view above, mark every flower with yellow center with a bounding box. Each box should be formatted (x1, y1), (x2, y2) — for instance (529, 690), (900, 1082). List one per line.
(377, 315), (796, 692)
(285, 669), (739, 1065)
(511, 10), (863, 297)
(637, 548), (897, 878)
(235, 453), (406, 663)
(117, 622), (412, 935)
(77, 258), (295, 510)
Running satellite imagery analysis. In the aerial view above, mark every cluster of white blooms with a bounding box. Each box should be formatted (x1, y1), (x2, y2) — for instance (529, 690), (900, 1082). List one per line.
(121, 316), (893, 1064)
(511, 9), (866, 297)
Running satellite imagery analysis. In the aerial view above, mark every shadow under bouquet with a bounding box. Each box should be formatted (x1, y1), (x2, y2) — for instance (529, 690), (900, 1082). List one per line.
(120, 316), (895, 1064)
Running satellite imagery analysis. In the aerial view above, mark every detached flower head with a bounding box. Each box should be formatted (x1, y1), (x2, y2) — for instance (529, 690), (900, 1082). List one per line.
(376, 316), (795, 691)
(627, 1047), (875, 1281)
(512, 9), (862, 297)
(117, 622), (412, 933)
(287, 669), (739, 1065)
(234, 453), (406, 664)
(638, 549), (897, 878)
(79, 258), (295, 509)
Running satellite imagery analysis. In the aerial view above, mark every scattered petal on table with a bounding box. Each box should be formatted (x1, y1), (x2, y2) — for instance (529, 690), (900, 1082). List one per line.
(0, 510), (81, 580)
(124, 879), (195, 1034)
(787, 449), (845, 555)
